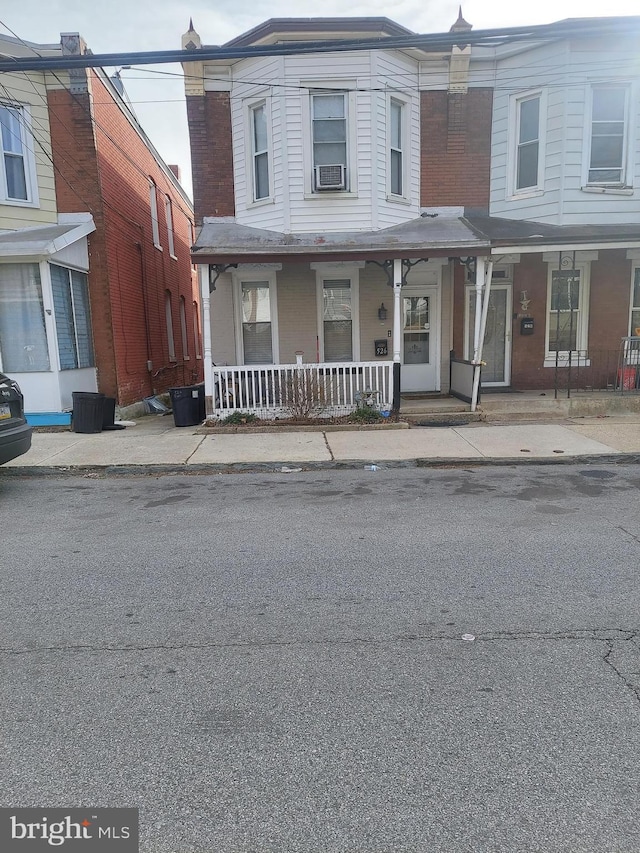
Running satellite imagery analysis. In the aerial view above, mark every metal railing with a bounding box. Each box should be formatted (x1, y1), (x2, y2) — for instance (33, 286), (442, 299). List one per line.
(211, 361), (394, 419)
(553, 338), (640, 397)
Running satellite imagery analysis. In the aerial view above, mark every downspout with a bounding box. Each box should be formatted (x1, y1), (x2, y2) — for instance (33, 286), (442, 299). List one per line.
(199, 264), (213, 417)
(392, 258), (402, 412)
(471, 257), (493, 412)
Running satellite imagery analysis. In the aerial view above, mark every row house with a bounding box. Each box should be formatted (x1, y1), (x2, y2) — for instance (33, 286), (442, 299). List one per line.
(182, 14), (640, 417)
(0, 32), (201, 423)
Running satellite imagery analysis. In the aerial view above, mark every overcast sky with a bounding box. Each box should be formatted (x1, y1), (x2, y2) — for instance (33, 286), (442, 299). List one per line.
(2, 0), (639, 200)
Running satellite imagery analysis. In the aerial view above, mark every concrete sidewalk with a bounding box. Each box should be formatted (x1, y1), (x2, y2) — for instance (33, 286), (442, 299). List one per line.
(3, 413), (640, 474)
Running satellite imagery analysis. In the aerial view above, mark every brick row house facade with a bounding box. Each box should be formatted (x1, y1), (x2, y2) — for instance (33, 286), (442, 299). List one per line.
(182, 14), (640, 418)
(0, 32), (201, 423)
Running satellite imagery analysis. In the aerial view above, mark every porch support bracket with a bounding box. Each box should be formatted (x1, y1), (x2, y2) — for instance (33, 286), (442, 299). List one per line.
(208, 263), (237, 293)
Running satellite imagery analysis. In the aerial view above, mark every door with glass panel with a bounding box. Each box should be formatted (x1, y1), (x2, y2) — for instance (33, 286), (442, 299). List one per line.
(401, 287), (439, 392)
(466, 284), (512, 387)
(240, 281), (273, 364)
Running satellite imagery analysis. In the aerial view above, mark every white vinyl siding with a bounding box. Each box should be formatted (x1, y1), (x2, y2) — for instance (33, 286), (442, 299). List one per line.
(588, 86), (628, 185)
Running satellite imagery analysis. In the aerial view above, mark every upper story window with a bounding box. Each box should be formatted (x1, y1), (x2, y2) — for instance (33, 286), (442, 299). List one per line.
(588, 86), (629, 185)
(164, 290), (176, 361)
(0, 104), (38, 206)
(149, 180), (161, 249)
(312, 93), (347, 191)
(389, 99), (404, 197)
(165, 196), (176, 257)
(250, 102), (270, 201)
(515, 94), (541, 192)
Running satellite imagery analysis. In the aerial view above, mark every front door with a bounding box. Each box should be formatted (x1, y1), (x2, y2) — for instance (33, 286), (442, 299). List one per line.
(466, 284), (512, 387)
(401, 286), (440, 392)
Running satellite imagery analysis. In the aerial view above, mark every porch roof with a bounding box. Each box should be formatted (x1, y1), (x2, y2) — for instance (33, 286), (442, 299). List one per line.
(0, 216), (96, 259)
(465, 212), (640, 253)
(192, 215), (489, 264)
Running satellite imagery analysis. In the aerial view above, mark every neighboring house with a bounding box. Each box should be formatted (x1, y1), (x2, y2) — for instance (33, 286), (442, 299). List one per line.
(0, 32), (201, 424)
(182, 14), (640, 417)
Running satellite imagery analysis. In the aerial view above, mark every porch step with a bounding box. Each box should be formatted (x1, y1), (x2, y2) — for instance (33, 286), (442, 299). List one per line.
(479, 397), (570, 421)
(402, 411), (482, 426)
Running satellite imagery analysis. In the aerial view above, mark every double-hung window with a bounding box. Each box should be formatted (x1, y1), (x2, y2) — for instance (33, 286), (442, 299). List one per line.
(149, 180), (161, 249)
(322, 280), (352, 362)
(50, 264), (94, 370)
(312, 93), (347, 190)
(389, 99), (404, 197)
(631, 268), (640, 337)
(588, 87), (628, 185)
(165, 196), (175, 257)
(0, 104), (35, 204)
(250, 103), (269, 201)
(515, 95), (541, 192)
(241, 282), (273, 364)
(546, 266), (589, 359)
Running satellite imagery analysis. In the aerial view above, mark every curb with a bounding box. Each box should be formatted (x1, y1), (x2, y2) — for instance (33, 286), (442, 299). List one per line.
(1, 453), (638, 477)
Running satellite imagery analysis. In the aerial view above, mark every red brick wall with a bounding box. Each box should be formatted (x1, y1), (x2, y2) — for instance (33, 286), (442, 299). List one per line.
(421, 89), (492, 208)
(49, 75), (201, 407)
(186, 92), (235, 223)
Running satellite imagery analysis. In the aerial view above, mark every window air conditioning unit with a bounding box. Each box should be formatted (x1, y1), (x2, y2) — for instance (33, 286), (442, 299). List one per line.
(314, 164), (346, 191)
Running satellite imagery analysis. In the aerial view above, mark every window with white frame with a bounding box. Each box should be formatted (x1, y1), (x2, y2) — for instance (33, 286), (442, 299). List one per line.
(588, 86), (628, 185)
(389, 98), (404, 197)
(179, 296), (189, 359)
(165, 196), (175, 257)
(0, 263), (50, 372)
(311, 92), (347, 191)
(165, 290), (176, 360)
(241, 282), (273, 364)
(515, 94), (541, 192)
(250, 102), (270, 201)
(322, 280), (352, 362)
(630, 267), (640, 337)
(192, 301), (202, 358)
(50, 264), (94, 370)
(0, 104), (36, 204)
(149, 180), (161, 249)
(546, 265), (590, 358)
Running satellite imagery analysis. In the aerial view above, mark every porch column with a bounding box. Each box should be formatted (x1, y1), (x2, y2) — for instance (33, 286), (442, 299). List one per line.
(392, 258), (402, 412)
(471, 256), (494, 412)
(199, 264), (214, 417)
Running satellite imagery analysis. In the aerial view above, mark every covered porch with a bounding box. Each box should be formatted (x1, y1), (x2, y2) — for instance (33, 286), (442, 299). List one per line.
(192, 214), (491, 420)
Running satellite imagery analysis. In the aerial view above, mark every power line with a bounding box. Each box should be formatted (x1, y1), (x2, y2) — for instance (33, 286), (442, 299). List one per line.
(0, 15), (638, 72)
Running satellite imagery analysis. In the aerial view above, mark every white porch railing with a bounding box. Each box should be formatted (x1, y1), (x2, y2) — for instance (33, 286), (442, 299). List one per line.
(210, 361), (394, 420)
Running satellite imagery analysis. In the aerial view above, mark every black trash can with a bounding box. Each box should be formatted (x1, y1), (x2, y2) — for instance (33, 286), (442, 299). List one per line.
(169, 385), (205, 427)
(102, 397), (116, 429)
(72, 392), (105, 434)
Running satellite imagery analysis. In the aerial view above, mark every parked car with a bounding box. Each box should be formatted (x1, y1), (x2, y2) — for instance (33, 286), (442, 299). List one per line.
(0, 372), (32, 464)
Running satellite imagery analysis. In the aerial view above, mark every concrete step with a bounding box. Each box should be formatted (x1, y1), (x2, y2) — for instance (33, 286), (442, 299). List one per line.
(401, 411), (482, 426)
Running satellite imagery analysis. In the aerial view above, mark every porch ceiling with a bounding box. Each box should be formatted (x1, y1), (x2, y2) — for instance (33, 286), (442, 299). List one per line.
(192, 215), (489, 264)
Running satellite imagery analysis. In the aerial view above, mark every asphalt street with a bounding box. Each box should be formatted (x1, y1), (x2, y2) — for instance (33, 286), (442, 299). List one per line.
(2, 465), (640, 852)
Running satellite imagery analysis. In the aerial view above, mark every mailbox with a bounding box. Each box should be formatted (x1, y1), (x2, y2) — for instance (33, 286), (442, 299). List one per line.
(375, 339), (388, 357)
(520, 317), (534, 335)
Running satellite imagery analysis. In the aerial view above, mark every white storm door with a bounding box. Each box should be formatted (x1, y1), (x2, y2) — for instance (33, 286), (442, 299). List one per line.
(401, 286), (439, 392)
(466, 284), (512, 387)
